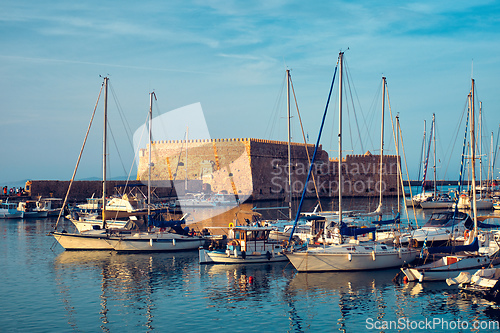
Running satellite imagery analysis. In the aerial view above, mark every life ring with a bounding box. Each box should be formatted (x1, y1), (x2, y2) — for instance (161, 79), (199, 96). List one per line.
(229, 222), (234, 228)
(464, 229), (470, 240)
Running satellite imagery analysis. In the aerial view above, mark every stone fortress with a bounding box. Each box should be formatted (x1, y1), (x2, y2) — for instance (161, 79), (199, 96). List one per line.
(136, 138), (400, 201)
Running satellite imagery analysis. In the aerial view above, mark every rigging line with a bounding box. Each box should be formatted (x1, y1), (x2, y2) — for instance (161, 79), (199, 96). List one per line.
(396, 118), (419, 228)
(417, 121), (425, 183)
(265, 73), (287, 139)
(106, 122), (129, 178)
(343, 69), (354, 152)
(108, 83), (134, 151)
(288, 56), (339, 243)
(442, 99), (468, 181)
(386, 85), (408, 228)
(289, 74), (323, 212)
(343, 57), (368, 153)
(347, 69), (364, 153)
(52, 80), (104, 233)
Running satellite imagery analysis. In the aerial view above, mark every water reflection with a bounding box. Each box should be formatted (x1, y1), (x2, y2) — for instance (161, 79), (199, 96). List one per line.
(200, 262), (293, 307)
(53, 251), (199, 332)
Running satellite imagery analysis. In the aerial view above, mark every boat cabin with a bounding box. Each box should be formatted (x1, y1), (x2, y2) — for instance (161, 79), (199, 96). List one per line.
(228, 226), (280, 255)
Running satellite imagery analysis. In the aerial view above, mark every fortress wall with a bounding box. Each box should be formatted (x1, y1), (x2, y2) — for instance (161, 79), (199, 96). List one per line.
(137, 138), (401, 201)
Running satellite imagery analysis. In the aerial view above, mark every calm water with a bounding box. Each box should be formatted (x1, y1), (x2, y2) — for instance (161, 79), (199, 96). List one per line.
(2, 205), (500, 332)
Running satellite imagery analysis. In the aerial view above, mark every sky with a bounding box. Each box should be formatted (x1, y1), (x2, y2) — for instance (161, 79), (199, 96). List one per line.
(1, 0), (500, 187)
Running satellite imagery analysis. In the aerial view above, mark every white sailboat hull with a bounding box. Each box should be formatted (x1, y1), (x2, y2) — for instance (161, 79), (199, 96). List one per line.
(113, 233), (206, 252)
(199, 248), (288, 264)
(286, 246), (417, 272)
(51, 231), (116, 250)
(401, 255), (494, 282)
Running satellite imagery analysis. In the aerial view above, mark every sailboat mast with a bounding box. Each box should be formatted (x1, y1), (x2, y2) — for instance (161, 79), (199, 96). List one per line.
(378, 77), (386, 209)
(287, 69), (292, 220)
(148, 92), (154, 219)
(102, 77), (108, 225)
(185, 127), (188, 192)
(338, 52), (343, 222)
(433, 113), (436, 198)
(470, 79), (478, 238)
(479, 101), (483, 198)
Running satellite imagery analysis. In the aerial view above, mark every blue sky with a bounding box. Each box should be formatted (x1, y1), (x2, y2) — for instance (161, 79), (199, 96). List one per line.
(1, 0), (500, 186)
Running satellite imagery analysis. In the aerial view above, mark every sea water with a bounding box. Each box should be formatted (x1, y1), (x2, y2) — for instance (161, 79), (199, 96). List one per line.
(2, 209), (500, 332)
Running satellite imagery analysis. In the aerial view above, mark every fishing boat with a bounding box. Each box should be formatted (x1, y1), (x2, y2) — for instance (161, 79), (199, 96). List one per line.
(285, 54), (417, 272)
(17, 200), (48, 218)
(0, 201), (24, 218)
(400, 78), (498, 282)
(199, 224), (288, 264)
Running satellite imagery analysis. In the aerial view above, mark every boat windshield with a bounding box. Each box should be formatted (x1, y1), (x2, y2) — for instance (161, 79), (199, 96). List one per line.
(423, 213), (463, 227)
(246, 230), (269, 241)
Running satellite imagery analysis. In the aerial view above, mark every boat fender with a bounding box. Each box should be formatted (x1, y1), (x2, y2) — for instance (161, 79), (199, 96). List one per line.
(266, 251), (271, 260)
(149, 238), (153, 247)
(241, 251), (246, 259)
(398, 248), (402, 259)
(371, 250), (376, 261)
(173, 238), (176, 246)
(348, 253), (352, 261)
(464, 229), (470, 240)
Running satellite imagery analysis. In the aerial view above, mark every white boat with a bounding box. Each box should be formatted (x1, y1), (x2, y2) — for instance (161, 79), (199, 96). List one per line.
(0, 202), (24, 218)
(17, 200), (48, 218)
(70, 194), (148, 232)
(401, 252), (494, 282)
(398, 211), (471, 247)
(107, 91), (208, 252)
(51, 229), (117, 250)
(287, 240), (416, 272)
(447, 267), (500, 303)
(455, 193), (494, 210)
(199, 225), (288, 264)
(286, 56), (417, 272)
(51, 77), (135, 251)
(113, 229), (206, 252)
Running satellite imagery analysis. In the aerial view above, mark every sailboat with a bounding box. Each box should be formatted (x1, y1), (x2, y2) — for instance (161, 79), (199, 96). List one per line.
(285, 52), (417, 272)
(51, 77), (145, 250)
(419, 114), (455, 209)
(401, 78), (499, 282)
(110, 91), (206, 252)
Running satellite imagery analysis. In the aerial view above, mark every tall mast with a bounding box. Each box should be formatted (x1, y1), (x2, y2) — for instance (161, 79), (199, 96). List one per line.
(102, 77), (108, 226)
(148, 92), (155, 221)
(470, 79), (478, 239)
(479, 101), (483, 198)
(338, 52), (343, 222)
(287, 69), (292, 220)
(185, 126), (188, 192)
(378, 77), (386, 210)
(433, 113), (436, 198)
